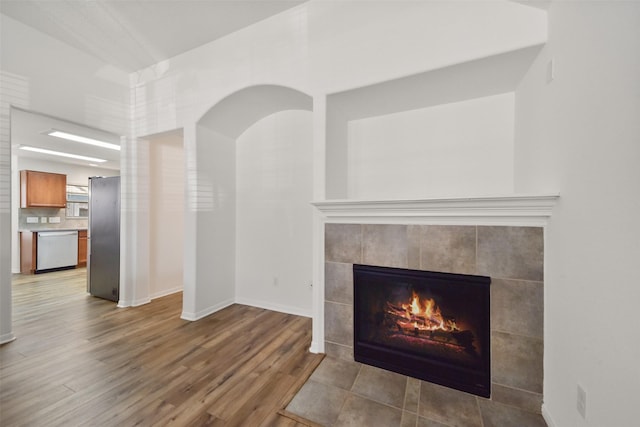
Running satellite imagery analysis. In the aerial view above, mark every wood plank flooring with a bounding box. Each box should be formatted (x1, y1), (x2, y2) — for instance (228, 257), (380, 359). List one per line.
(1, 268), (323, 426)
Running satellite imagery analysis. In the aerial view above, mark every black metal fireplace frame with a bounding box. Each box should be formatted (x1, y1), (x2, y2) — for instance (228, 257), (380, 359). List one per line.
(353, 264), (491, 398)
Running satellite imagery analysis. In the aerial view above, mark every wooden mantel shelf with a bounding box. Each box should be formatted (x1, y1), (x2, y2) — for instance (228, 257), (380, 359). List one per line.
(311, 194), (560, 226)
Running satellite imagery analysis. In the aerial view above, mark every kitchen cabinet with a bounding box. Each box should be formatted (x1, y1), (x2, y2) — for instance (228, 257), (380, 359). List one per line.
(20, 231), (37, 274)
(77, 230), (87, 266)
(20, 170), (67, 208)
(20, 229), (84, 273)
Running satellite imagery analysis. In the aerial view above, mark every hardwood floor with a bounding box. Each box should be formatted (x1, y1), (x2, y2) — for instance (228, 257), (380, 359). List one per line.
(1, 268), (323, 426)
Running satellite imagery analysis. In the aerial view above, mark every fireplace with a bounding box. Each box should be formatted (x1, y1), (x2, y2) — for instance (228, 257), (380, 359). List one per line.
(353, 264), (491, 397)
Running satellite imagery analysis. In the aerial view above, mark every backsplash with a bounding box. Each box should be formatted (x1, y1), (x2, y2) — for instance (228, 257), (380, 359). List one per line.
(19, 208), (88, 230)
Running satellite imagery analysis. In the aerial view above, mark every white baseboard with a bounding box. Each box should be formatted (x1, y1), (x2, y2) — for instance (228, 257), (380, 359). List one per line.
(150, 286), (182, 300)
(132, 297), (151, 306)
(180, 297), (312, 321)
(181, 298), (235, 321)
(117, 297), (151, 308)
(235, 296), (312, 318)
(309, 340), (323, 354)
(0, 332), (16, 344)
(541, 403), (557, 427)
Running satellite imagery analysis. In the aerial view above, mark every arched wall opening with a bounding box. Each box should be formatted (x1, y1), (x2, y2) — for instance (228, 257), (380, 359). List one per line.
(183, 85), (313, 321)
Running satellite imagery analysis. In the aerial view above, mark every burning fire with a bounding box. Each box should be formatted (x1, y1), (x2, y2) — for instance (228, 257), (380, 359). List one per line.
(392, 291), (459, 332)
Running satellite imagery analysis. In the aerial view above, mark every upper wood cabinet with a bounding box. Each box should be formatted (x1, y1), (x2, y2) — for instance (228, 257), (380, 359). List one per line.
(20, 170), (67, 208)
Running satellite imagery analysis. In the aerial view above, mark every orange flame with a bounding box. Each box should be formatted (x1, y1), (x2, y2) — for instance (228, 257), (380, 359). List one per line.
(398, 291), (457, 332)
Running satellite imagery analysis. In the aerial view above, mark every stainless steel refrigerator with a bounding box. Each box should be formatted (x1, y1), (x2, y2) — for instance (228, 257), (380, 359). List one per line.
(88, 176), (120, 302)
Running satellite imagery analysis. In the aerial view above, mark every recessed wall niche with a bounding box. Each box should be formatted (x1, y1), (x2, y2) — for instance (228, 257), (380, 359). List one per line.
(325, 46), (543, 200)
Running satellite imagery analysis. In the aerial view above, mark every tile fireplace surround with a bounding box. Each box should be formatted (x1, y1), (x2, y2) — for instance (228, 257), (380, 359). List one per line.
(287, 195), (557, 426)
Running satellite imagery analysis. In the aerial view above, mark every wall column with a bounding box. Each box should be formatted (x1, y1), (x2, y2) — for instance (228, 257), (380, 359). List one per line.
(0, 85), (14, 343)
(119, 133), (151, 307)
(310, 94), (327, 353)
(0, 71), (29, 344)
(181, 122), (197, 319)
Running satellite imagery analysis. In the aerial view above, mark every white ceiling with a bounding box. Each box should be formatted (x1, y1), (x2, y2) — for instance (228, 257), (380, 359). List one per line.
(0, 0), (307, 73)
(12, 108), (122, 170)
(3, 0), (307, 171)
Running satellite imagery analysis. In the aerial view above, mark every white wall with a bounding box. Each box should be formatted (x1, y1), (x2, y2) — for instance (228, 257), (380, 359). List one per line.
(131, 0), (546, 323)
(514, 2), (640, 426)
(133, 1), (546, 138)
(235, 110), (313, 316)
(148, 130), (184, 299)
(181, 125), (236, 320)
(306, 0), (546, 94)
(347, 93), (515, 199)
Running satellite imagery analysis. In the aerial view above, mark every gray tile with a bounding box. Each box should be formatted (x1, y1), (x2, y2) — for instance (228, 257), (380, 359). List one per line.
(491, 279), (543, 339)
(408, 225), (423, 270)
(352, 364), (408, 409)
(417, 416), (452, 427)
(478, 399), (547, 427)
(401, 411), (418, 427)
(334, 393), (403, 427)
(477, 226), (543, 281)
(324, 341), (353, 361)
(326, 224), (362, 263)
(404, 377), (421, 413)
(286, 379), (348, 426)
(362, 224), (408, 268)
(421, 225), (476, 274)
(326, 261), (354, 304)
(419, 382), (482, 427)
(325, 301), (353, 347)
(492, 331), (543, 393)
(310, 356), (361, 391)
(491, 383), (542, 414)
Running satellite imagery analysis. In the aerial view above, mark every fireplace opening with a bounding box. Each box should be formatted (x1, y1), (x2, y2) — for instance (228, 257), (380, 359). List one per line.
(353, 264), (491, 397)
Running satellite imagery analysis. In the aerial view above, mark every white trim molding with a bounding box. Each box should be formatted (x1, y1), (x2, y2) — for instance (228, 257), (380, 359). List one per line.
(181, 298), (235, 322)
(312, 194), (559, 226)
(0, 332), (16, 344)
(235, 297), (312, 319)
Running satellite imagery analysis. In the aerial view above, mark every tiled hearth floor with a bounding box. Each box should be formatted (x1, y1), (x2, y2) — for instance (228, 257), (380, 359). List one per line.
(284, 356), (547, 427)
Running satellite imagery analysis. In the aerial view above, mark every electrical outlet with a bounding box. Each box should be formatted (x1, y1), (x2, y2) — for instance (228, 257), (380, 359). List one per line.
(48, 217), (61, 224)
(26, 217), (39, 224)
(577, 384), (587, 419)
(40, 217), (48, 223)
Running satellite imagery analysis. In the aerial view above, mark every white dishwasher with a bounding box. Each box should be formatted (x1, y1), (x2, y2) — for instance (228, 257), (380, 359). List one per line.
(37, 231), (78, 272)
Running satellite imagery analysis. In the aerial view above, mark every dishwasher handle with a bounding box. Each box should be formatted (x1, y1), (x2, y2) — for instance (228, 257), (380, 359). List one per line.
(38, 231), (78, 237)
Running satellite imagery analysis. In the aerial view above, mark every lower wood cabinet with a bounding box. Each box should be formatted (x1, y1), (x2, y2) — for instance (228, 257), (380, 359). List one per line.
(19, 229), (87, 273)
(20, 232), (37, 274)
(78, 230), (87, 266)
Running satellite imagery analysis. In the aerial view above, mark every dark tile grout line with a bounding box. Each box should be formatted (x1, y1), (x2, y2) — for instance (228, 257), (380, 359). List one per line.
(476, 395), (486, 427)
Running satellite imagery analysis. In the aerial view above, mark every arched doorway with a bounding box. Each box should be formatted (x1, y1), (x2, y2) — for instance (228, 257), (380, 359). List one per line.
(181, 85), (314, 322)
